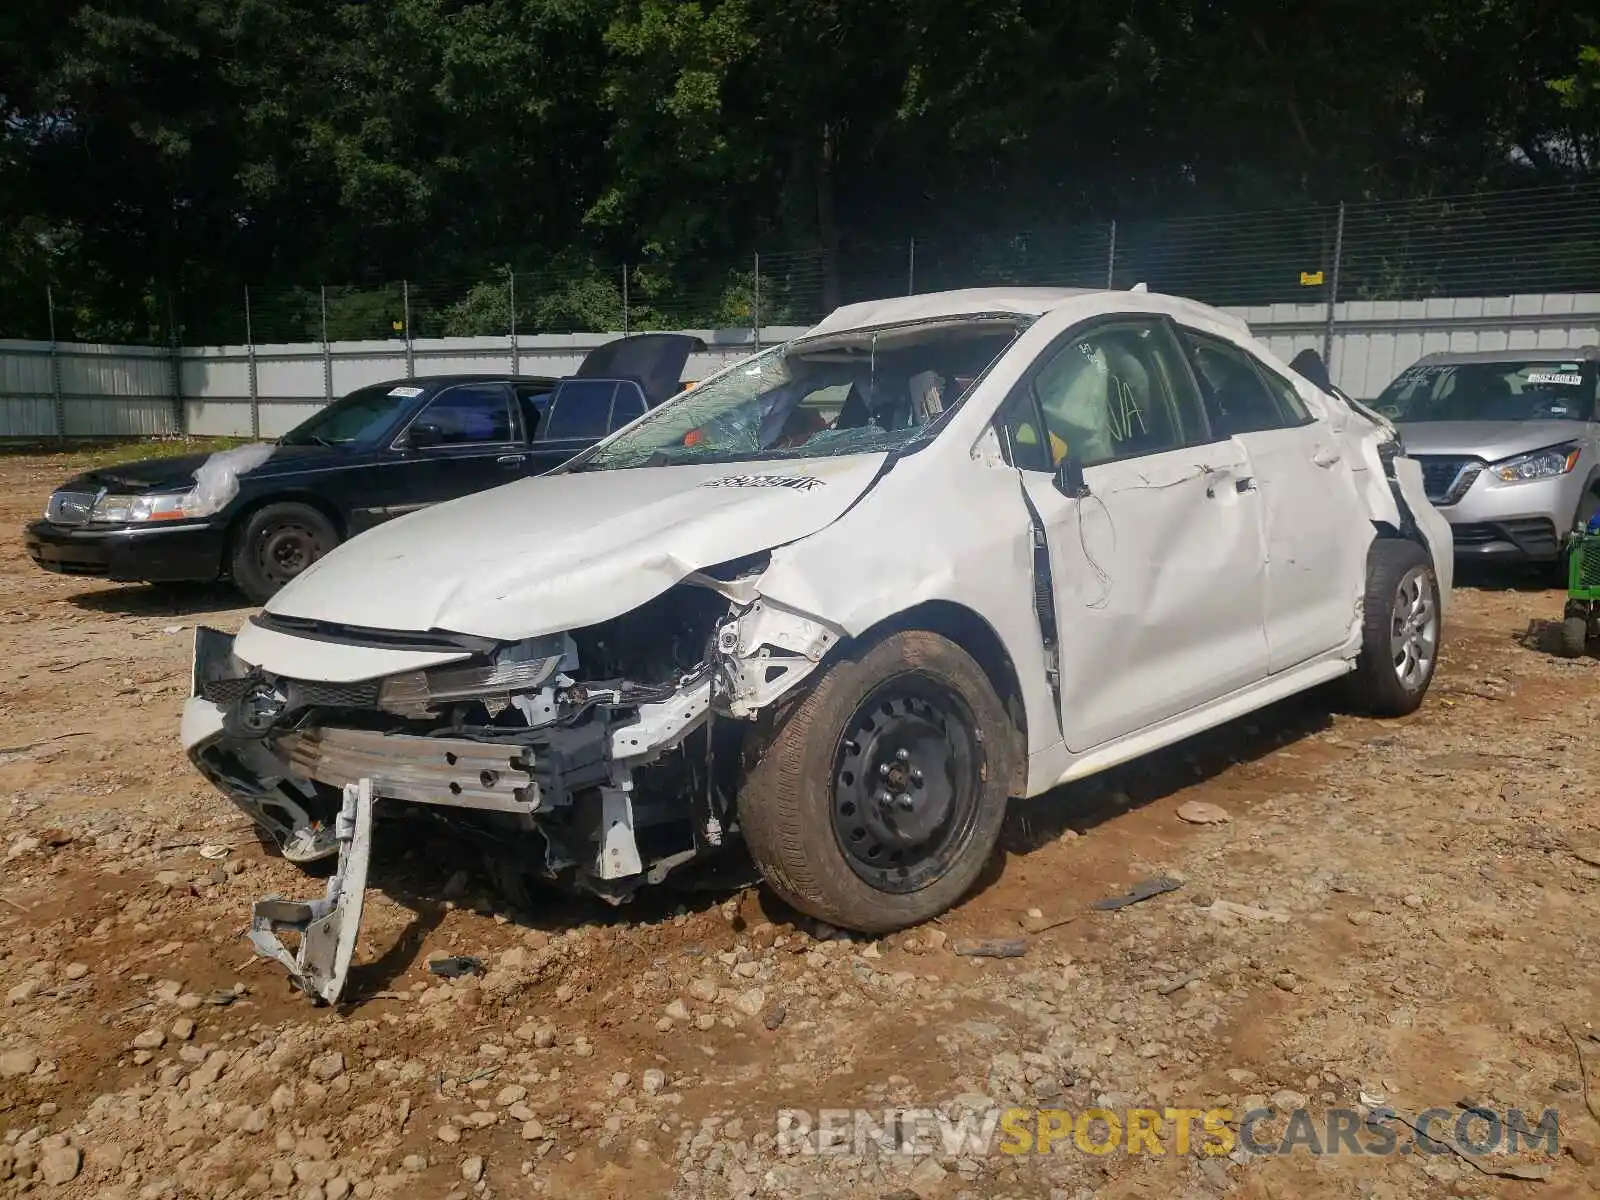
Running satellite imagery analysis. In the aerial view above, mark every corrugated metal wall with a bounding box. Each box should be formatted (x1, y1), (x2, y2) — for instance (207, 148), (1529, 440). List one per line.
(1236, 292), (1600, 400)
(4, 294), (1599, 438)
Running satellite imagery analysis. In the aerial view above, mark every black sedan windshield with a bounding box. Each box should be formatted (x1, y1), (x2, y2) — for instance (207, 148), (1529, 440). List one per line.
(278, 384), (413, 446)
(1378, 361), (1594, 423)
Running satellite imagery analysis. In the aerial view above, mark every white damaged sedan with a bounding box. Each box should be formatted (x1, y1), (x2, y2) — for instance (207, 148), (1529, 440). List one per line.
(182, 287), (1452, 1001)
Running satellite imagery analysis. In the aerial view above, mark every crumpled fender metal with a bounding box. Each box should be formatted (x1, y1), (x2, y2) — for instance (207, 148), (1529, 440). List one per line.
(748, 444), (1062, 789)
(1392, 455), (1455, 606)
(714, 599), (842, 719)
(1307, 381), (1454, 610)
(248, 778), (374, 1005)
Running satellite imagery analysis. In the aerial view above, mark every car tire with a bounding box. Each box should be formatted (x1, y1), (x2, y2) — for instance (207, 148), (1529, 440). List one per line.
(230, 502), (339, 605)
(1343, 538), (1441, 717)
(736, 629), (1017, 934)
(1560, 614), (1589, 659)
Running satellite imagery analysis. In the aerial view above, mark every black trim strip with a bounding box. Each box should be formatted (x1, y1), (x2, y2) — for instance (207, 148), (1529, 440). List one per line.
(250, 612), (500, 655)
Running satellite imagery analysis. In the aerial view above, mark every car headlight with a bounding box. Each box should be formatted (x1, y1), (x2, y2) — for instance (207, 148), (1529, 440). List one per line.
(1490, 443), (1582, 483)
(90, 491), (209, 524)
(378, 634), (576, 717)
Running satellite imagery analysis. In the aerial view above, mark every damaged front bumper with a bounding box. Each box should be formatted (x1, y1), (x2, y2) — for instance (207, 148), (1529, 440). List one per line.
(183, 601), (838, 1004)
(248, 779), (375, 1004)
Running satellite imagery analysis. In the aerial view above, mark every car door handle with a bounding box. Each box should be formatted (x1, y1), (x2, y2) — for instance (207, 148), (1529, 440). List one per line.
(1312, 447), (1341, 468)
(496, 454), (525, 466)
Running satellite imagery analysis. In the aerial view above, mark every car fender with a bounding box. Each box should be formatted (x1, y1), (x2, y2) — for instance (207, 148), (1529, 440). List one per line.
(751, 444), (1064, 784)
(1315, 385), (1454, 612)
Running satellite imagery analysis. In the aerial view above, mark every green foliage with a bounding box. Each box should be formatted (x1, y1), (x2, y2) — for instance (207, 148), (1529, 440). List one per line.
(1, 0), (1597, 342)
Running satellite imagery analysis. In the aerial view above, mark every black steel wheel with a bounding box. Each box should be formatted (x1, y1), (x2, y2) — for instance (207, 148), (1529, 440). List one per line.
(737, 629), (1018, 934)
(231, 502), (339, 604)
(831, 682), (983, 894)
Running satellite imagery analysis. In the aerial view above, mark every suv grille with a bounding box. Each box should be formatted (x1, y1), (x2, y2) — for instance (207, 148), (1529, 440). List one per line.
(1412, 456), (1481, 505)
(45, 491), (97, 526)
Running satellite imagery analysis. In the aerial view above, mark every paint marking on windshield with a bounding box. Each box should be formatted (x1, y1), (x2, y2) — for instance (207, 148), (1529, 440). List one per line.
(1525, 372), (1582, 386)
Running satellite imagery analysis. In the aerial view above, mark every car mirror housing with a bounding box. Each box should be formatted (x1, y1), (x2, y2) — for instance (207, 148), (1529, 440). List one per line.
(1053, 456), (1089, 499)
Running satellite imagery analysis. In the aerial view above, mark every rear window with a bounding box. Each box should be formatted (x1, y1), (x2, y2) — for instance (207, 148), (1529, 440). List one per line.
(1377, 361), (1593, 422)
(542, 381), (618, 440)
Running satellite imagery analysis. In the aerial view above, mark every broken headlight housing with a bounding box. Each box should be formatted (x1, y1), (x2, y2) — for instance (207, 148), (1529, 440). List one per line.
(378, 633), (576, 718)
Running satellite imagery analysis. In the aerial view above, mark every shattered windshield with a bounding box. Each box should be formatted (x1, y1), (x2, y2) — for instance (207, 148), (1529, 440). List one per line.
(565, 318), (1026, 471)
(279, 384), (409, 446)
(1378, 361), (1596, 423)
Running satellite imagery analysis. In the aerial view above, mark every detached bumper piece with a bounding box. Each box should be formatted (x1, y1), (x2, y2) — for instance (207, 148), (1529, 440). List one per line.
(248, 778), (375, 1005)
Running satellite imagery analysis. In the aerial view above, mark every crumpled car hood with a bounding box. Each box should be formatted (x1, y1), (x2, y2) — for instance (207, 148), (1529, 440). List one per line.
(1396, 420), (1587, 461)
(266, 454), (889, 641)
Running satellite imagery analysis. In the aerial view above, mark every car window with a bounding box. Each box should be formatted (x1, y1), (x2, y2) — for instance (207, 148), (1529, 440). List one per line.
(564, 320), (1025, 471)
(279, 384), (405, 446)
(1258, 367), (1313, 424)
(608, 383), (648, 433)
(1376, 360), (1595, 422)
(1009, 321), (1205, 470)
(1180, 332), (1301, 435)
(994, 390), (1054, 472)
(515, 385), (552, 439)
(543, 380), (619, 441)
(413, 384), (514, 445)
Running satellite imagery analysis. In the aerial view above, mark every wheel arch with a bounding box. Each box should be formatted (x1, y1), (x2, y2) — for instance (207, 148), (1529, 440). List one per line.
(844, 599), (1029, 793)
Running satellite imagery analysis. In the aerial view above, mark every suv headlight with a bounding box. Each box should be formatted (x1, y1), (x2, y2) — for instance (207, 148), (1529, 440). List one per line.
(1490, 443), (1581, 483)
(91, 491), (207, 524)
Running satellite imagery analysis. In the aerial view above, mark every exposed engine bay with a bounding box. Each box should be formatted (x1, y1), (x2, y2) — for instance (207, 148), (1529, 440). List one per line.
(185, 560), (841, 1002)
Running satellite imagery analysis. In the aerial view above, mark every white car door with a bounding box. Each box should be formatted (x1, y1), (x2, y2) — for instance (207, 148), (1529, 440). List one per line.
(1179, 328), (1370, 674)
(997, 315), (1272, 753)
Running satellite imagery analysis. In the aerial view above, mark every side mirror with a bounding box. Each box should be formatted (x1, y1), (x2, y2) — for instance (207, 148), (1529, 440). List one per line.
(1053, 456), (1089, 499)
(407, 421), (444, 449)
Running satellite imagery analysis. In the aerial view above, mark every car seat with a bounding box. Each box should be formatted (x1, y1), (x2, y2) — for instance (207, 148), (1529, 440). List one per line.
(1474, 374), (1518, 420)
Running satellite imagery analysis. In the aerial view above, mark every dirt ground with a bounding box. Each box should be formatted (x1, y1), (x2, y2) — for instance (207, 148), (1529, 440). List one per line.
(1, 447), (1598, 1200)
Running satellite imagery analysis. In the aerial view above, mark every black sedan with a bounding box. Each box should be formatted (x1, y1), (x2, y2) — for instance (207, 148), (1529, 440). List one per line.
(27, 333), (704, 603)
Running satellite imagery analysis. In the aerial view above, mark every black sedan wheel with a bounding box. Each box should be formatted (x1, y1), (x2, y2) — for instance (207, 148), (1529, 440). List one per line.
(231, 502), (339, 604)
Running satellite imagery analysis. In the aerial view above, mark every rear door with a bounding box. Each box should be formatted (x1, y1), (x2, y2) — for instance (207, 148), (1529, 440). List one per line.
(383, 382), (527, 513)
(1178, 328), (1371, 673)
(526, 379), (649, 474)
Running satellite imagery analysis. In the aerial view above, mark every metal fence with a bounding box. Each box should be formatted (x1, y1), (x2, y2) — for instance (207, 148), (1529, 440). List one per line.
(5, 292), (1599, 440)
(4, 181), (1600, 438)
(25, 181), (1600, 350)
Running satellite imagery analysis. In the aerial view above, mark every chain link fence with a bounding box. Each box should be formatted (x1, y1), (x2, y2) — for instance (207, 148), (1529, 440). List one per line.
(23, 181), (1600, 348)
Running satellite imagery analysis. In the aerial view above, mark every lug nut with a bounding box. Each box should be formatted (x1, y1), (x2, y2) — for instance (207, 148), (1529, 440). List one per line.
(895, 748), (910, 762)
(896, 794), (913, 810)
(878, 763), (892, 777)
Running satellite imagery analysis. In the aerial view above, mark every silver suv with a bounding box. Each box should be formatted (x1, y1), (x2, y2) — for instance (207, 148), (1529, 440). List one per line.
(1375, 348), (1600, 563)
